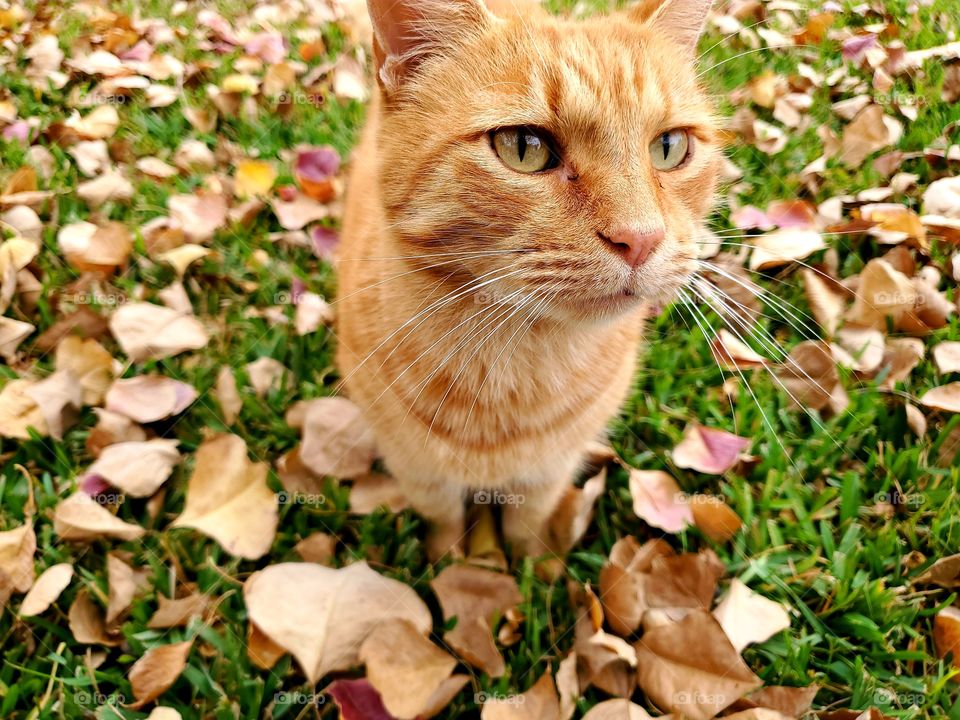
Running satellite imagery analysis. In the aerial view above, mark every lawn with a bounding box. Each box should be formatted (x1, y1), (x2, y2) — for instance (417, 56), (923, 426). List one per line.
(0, 0), (959, 718)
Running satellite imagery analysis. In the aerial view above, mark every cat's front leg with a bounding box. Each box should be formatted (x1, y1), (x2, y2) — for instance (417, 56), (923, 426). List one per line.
(501, 459), (577, 559)
(396, 475), (467, 562)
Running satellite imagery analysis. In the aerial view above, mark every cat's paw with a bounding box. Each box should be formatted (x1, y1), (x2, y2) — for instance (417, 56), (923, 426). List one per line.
(425, 522), (466, 563)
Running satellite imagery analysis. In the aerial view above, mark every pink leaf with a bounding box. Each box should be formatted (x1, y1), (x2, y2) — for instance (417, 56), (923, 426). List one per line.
(842, 34), (878, 62)
(311, 226), (339, 259)
(671, 424), (751, 475)
(327, 679), (396, 720)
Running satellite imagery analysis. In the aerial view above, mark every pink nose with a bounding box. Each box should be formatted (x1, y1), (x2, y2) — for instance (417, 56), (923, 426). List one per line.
(600, 226), (664, 268)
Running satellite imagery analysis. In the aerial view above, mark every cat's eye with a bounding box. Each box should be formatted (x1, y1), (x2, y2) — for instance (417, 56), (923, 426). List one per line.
(492, 127), (557, 173)
(649, 129), (690, 171)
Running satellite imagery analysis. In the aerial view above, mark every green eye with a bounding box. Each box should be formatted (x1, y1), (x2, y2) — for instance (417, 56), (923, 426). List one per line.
(649, 129), (690, 170)
(492, 127), (556, 173)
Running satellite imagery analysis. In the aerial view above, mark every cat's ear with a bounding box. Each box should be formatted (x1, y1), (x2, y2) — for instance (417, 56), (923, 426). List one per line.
(629, 0), (713, 56)
(368, 0), (492, 94)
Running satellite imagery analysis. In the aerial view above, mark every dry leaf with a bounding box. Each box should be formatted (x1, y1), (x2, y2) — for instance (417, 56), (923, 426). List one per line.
(105, 375), (197, 423)
(128, 640), (193, 708)
(295, 292), (333, 335)
(77, 170), (134, 207)
(690, 495), (743, 543)
(671, 423), (751, 475)
(110, 302), (208, 361)
(65, 105), (120, 139)
(920, 383), (960, 413)
(599, 537), (674, 636)
(328, 678), (395, 720)
(106, 553), (138, 625)
(749, 228), (825, 271)
(271, 191), (329, 230)
(711, 329), (770, 369)
(171, 433), (277, 560)
(923, 176), (960, 218)
(556, 652), (579, 720)
(19, 563), (73, 616)
(53, 493), (145, 542)
(167, 193), (227, 242)
(629, 469), (691, 533)
(245, 357), (288, 397)
(0, 317), (35, 361)
(431, 564), (523, 678)
(547, 469), (605, 554)
(802, 268), (847, 337)
(157, 244), (211, 276)
(481, 672), (560, 720)
(294, 146), (339, 202)
(840, 105), (894, 167)
(349, 472), (409, 513)
(85, 439), (180, 497)
(0, 379), (48, 439)
(933, 341), (960, 374)
(244, 561), (431, 683)
(835, 325), (885, 374)
(148, 593), (210, 629)
(294, 532), (336, 564)
(635, 610), (763, 720)
(299, 397), (377, 478)
(23, 369), (81, 439)
(0, 523), (36, 606)
(581, 700), (656, 720)
(55, 336), (114, 405)
(778, 341), (847, 413)
(87, 408), (147, 456)
(248, 621), (287, 670)
(215, 366), (242, 424)
(933, 606), (960, 675)
(360, 618), (459, 719)
(69, 588), (120, 645)
(712, 579), (791, 652)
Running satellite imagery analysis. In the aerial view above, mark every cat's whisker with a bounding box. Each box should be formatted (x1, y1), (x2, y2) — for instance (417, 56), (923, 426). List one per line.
(338, 248), (535, 262)
(424, 288), (545, 443)
(678, 289), (800, 468)
(697, 43), (819, 78)
(336, 265), (528, 390)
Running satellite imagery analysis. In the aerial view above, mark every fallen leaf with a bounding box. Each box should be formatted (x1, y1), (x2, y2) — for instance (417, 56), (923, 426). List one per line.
(55, 336), (114, 405)
(360, 618), (461, 719)
(0, 317), (35, 361)
(923, 176), (960, 218)
(547, 469), (605, 554)
(629, 469), (691, 533)
(349, 472), (409, 513)
(690, 495), (743, 543)
(106, 553), (138, 626)
(933, 606), (960, 675)
(110, 302), (208, 361)
(53, 493), (145, 542)
(172, 434), (276, 559)
(64, 105), (120, 139)
(0, 523), (36, 607)
(556, 652), (579, 720)
(0, 379), (48, 439)
(672, 424), (751, 475)
(271, 191), (329, 230)
(215, 366), (242, 424)
(920, 382), (960, 413)
(635, 610), (763, 720)
(294, 532), (336, 564)
(245, 561), (431, 683)
(19, 563), (73, 616)
(85, 439), (180, 497)
(299, 396), (377, 478)
(481, 672), (560, 720)
(77, 170), (134, 207)
(711, 329), (770, 369)
(328, 678), (396, 720)
(167, 193), (227, 242)
(712, 579), (791, 652)
(156, 243), (210, 276)
(147, 593), (210, 629)
(835, 325), (885, 374)
(235, 159), (277, 198)
(245, 357), (288, 397)
(840, 105), (895, 167)
(87, 408), (147, 456)
(294, 146), (339, 202)
(802, 268), (848, 337)
(128, 640), (193, 708)
(105, 375), (197, 423)
(778, 341), (847, 413)
(295, 292), (333, 335)
(68, 588), (120, 645)
(431, 564), (523, 677)
(749, 228), (825, 271)
(581, 700), (656, 720)
(915, 554), (960, 588)
(933, 341), (960, 374)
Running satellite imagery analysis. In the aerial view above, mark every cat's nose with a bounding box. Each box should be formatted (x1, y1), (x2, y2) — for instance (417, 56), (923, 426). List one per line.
(599, 226), (664, 268)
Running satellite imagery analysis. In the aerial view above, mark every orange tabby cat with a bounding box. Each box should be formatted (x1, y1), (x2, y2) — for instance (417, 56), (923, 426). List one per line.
(335, 0), (722, 559)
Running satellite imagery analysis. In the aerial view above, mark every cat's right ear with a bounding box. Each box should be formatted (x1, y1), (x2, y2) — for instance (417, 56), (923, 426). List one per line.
(368, 0), (492, 95)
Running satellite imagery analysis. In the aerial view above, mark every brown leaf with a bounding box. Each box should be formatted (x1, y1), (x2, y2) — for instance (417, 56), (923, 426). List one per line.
(360, 618), (459, 719)
(0, 317), (35, 361)
(247, 620), (287, 670)
(933, 606), (960, 676)
(349, 472), (409, 514)
(556, 652), (579, 720)
(105, 375), (197, 423)
(629, 469), (691, 533)
(915, 554), (960, 587)
(749, 228), (825, 270)
(846, 258), (916, 329)
(840, 104), (896, 167)
(53, 493), (145, 542)
(68, 589), (120, 645)
(711, 329), (770, 369)
(581, 700), (656, 720)
(777, 341), (847, 413)
(147, 593), (210, 629)
(644, 550), (725, 612)
(168, 192), (227, 242)
(734, 685), (819, 716)
(481, 672), (559, 720)
(58, 221), (132, 273)
(921, 382), (960, 413)
(671, 423), (751, 475)
(214, 366), (242, 424)
(690, 495), (743, 543)
(109, 302), (209, 361)
(23, 369), (82, 440)
(106, 553), (138, 626)
(294, 532), (336, 565)
(171, 434), (277, 560)
(430, 564), (523, 677)
(0, 523), (36, 607)
(244, 561), (431, 684)
(599, 537), (674, 636)
(547, 469), (605, 554)
(0, 379), (48, 439)
(87, 408), (147, 456)
(128, 640), (193, 707)
(933, 341), (960, 374)
(299, 397), (377, 478)
(712, 579), (791, 652)
(55, 336), (114, 405)
(85, 439), (180, 497)
(634, 611), (763, 720)
(19, 563), (73, 616)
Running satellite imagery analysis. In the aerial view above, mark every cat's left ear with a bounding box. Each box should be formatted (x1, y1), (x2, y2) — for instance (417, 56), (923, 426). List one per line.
(628, 0), (714, 56)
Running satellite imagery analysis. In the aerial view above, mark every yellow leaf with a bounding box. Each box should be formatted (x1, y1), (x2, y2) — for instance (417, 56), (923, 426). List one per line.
(234, 160), (277, 198)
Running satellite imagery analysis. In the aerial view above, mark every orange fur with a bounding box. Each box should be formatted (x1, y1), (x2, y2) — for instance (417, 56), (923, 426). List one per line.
(335, 0), (721, 558)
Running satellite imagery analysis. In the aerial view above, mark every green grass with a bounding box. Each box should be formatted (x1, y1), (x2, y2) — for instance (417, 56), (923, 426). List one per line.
(1, 0), (959, 718)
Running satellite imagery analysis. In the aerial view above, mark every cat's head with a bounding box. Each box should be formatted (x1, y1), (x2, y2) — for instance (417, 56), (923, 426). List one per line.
(369, 0), (721, 322)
